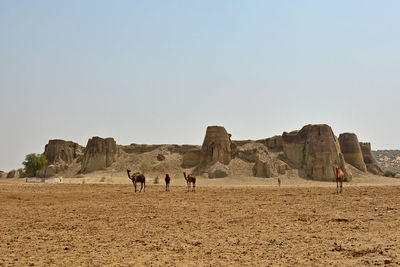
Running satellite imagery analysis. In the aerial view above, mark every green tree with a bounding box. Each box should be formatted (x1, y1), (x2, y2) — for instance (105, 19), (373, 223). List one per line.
(22, 153), (48, 177)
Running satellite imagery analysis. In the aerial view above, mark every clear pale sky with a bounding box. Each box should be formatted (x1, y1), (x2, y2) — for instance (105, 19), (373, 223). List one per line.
(1, 1), (399, 171)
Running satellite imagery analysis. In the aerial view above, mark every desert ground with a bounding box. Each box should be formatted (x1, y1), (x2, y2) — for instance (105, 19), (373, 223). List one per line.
(1, 175), (400, 266)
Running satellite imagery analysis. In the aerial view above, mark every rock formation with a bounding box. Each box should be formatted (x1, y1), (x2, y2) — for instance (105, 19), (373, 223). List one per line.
(236, 142), (269, 163)
(182, 149), (201, 167)
(360, 142), (384, 175)
(199, 126), (232, 167)
(0, 171), (5, 178)
(282, 124), (351, 181)
(233, 141), (288, 178)
(257, 136), (283, 151)
(282, 129), (306, 168)
(253, 159), (276, 178)
(81, 137), (119, 173)
(252, 157), (289, 177)
(44, 139), (83, 164)
(338, 133), (367, 172)
(277, 161), (290, 175)
(208, 162), (229, 178)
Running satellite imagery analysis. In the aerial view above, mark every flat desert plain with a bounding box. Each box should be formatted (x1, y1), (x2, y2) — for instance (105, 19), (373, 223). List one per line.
(1, 178), (400, 266)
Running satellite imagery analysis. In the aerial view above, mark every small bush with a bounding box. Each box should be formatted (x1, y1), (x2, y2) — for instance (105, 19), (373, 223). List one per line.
(154, 176), (159, 184)
(383, 171), (396, 178)
(100, 177), (106, 182)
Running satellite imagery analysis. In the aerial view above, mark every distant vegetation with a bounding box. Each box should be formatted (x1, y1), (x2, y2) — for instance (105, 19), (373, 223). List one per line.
(383, 171), (396, 178)
(22, 153), (48, 176)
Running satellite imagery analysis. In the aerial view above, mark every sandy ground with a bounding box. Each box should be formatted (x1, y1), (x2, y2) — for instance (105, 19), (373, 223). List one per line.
(1, 178), (399, 266)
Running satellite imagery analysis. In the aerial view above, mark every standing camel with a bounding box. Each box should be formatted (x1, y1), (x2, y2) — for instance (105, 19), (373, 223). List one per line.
(335, 166), (344, 193)
(165, 174), (171, 192)
(127, 169), (146, 192)
(183, 172), (196, 192)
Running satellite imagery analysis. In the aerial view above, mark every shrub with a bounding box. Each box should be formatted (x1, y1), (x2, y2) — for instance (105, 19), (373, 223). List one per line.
(22, 153), (48, 177)
(154, 176), (159, 184)
(383, 171), (396, 178)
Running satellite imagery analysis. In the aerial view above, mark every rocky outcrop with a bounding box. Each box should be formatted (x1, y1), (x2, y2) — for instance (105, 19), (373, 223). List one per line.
(303, 125), (350, 180)
(338, 133), (367, 172)
(0, 171), (5, 178)
(253, 157), (289, 177)
(44, 139), (83, 164)
(282, 130), (306, 168)
(182, 149), (201, 167)
(253, 159), (276, 178)
(233, 141), (287, 178)
(360, 142), (384, 175)
(199, 126), (232, 168)
(81, 137), (119, 173)
(257, 136), (283, 151)
(208, 162), (229, 178)
(236, 142), (269, 163)
(282, 124), (351, 181)
(277, 161), (290, 175)
(236, 142), (274, 177)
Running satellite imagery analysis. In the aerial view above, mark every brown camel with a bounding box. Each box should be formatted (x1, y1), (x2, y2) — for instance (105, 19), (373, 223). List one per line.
(127, 169), (146, 192)
(335, 166), (344, 193)
(165, 174), (171, 192)
(183, 172), (196, 192)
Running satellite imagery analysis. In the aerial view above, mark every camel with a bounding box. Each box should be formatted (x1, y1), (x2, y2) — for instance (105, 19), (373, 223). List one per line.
(127, 169), (146, 192)
(165, 174), (171, 192)
(183, 172), (196, 192)
(335, 166), (344, 193)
